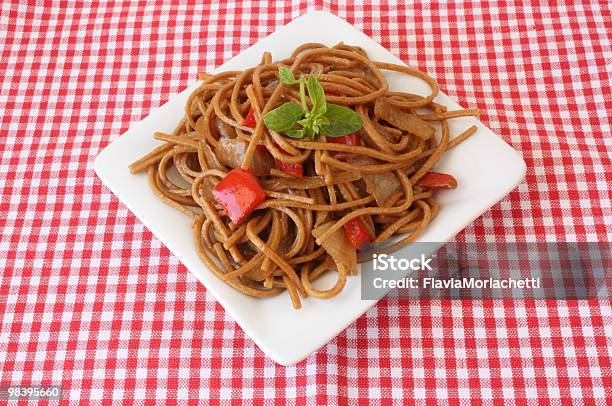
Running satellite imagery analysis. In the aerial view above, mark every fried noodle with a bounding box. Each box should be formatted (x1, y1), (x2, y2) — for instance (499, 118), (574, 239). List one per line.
(128, 43), (479, 309)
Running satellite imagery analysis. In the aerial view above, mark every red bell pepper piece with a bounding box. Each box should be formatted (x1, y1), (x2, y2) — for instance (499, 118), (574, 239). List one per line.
(273, 143), (303, 177)
(343, 217), (371, 250)
(329, 132), (361, 146)
(212, 168), (265, 224)
(243, 106), (257, 128)
(275, 160), (303, 177)
(417, 172), (458, 189)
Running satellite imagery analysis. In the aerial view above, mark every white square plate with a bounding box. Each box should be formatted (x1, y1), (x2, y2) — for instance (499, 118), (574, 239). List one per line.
(95, 10), (526, 365)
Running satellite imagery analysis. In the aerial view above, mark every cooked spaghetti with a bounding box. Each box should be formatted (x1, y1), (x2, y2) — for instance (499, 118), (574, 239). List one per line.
(129, 43), (479, 309)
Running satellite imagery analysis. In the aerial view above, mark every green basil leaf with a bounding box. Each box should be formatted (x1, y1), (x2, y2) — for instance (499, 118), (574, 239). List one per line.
(314, 116), (330, 127)
(298, 78), (308, 112)
(263, 102), (304, 132)
(297, 116), (313, 128)
(278, 66), (296, 85)
(306, 75), (326, 116)
(303, 126), (316, 139)
(319, 104), (364, 137)
(284, 128), (305, 138)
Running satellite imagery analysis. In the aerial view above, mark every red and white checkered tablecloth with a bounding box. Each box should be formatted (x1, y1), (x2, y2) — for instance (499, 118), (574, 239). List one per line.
(1, 0), (610, 403)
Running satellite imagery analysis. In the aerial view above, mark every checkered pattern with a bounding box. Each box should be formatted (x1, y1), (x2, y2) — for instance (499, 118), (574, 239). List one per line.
(0, 0), (610, 403)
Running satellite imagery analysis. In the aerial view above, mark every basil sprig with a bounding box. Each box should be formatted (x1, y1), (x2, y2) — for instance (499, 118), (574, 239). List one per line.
(263, 66), (363, 139)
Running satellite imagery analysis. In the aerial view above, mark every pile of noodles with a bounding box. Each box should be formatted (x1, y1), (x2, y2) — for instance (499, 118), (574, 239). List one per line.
(129, 43), (479, 309)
